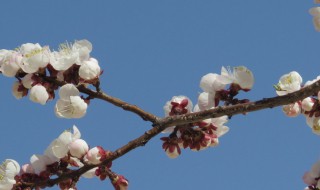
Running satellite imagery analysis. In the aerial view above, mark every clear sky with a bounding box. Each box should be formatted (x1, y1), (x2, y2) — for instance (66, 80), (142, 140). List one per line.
(0, 1), (319, 190)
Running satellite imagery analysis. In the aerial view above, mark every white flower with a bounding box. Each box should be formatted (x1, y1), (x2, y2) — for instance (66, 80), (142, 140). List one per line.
(72, 39), (92, 62)
(82, 167), (98, 178)
(12, 81), (25, 99)
(163, 96), (193, 133)
(200, 73), (227, 93)
(29, 84), (49, 105)
(302, 98), (315, 112)
(55, 84), (87, 119)
(21, 73), (34, 89)
(310, 7), (320, 16)
(19, 43), (50, 73)
(313, 16), (320, 32)
(232, 66), (254, 90)
(310, 7), (320, 31)
(163, 95), (193, 117)
(165, 146), (180, 159)
(310, 160), (320, 177)
(69, 139), (89, 159)
(275, 71), (302, 96)
(20, 164), (35, 174)
(203, 116), (229, 138)
(0, 159), (20, 190)
(306, 117), (320, 135)
(282, 103), (301, 117)
(0, 50), (22, 77)
(49, 50), (77, 71)
(50, 40), (92, 71)
(221, 66), (254, 91)
(84, 146), (105, 164)
(51, 125), (81, 159)
(30, 154), (56, 173)
(197, 92), (215, 111)
(79, 58), (101, 80)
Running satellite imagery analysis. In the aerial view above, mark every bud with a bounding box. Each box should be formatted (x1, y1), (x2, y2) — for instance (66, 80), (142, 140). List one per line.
(69, 139), (89, 158)
(84, 146), (107, 164)
(282, 103), (300, 117)
(29, 84), (49, 105)
(79, 58), (101, 80)
(111, 175), (129, 190)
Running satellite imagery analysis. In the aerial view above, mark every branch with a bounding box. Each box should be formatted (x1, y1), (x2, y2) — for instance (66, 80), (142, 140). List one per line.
(32, 79), (320, 189)
(43, 77), (159, 123)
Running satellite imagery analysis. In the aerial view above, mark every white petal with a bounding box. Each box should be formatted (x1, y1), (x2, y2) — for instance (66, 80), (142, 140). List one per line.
(29, 85), (49, 105)
(82, 167), (98, 178)
(79, 58), (101, 80)
(72, 125), (81, 139)
(59, 84), (80, 100)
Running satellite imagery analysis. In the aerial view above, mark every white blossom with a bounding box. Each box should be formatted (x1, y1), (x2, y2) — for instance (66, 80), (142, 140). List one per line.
(29, 84), (49, 105)
(55, 84), (87, 118)
(79, 58), (101, 80)
(30, 154), (55, 173)
(163, 95), (193, 117)
(0, 159), (20, 190)
(310, 7), (320, 16)
(51, 125), (81, 159)
(306, 117), (320, 135)
(275, 71), (302, 96)
(200, 73), (227, 93)
(163, 96), (193, 133)
(197, 92), (215, 111)
(84, 147), (105, 164)
(50, 39), (92, 71)
(221, 66), (254, 90)
(82, 167), (98, 178)
(0, 50), (22, 77)
(12, 81), (24, 99)
(165, 146), (180, 159)
(21, 73), (34, 89)
(69, 139), (89, 158)
(19, 43), (50, 73)
(282, 103), (301, 117)
(302, 97), (315, 112)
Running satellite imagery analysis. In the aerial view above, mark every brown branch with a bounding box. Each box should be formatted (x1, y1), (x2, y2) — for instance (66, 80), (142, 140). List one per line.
(77, 85), (159, 123)
(43, 77), (159, 123)
(33, 80), (320, 189)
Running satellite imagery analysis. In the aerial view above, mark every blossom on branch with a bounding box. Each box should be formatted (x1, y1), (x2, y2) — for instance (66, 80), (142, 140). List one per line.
(55, 84), (88, 119)
(0, 159), (20, 190)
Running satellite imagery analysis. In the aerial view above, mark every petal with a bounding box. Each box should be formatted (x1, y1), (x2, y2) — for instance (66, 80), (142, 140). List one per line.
(59, 84), (80, 100)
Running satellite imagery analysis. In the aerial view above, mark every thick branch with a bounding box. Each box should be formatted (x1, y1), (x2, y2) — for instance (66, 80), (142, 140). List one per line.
(34, 79), (320, 189)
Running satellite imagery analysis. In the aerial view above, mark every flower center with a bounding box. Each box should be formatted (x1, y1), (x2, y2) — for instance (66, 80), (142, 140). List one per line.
(25, 48), (44, 58)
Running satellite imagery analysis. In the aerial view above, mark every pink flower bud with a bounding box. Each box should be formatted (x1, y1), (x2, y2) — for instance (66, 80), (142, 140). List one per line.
(282, 103), (300, 117)
(111, 175), (129, 190)
(84, 146), (106, 164)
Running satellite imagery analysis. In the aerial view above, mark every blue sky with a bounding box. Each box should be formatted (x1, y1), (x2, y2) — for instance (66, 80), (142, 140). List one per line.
(0, 1), (319, 190)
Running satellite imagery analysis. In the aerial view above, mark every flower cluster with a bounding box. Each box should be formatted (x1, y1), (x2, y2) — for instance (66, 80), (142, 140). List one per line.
(275, 71), (320, 135)
(161, 66), (254, 158)
(1, 126), (128, 190)
(0, 39), (102, 119)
